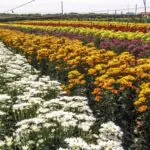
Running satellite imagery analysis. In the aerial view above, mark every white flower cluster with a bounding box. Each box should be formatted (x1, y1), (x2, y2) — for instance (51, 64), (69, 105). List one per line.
(64, 137), (90, 149)
(99, 121), (123, 142)
(59, 122), (124, 150)
(0, 94), (11, 103)
(0, 42), (124, 150)
(13, 95), (96, 149)
(37, 96), (95, 131)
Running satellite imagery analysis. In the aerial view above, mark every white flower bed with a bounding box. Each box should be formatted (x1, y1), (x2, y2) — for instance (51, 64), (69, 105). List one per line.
(0, 42), (124, 150)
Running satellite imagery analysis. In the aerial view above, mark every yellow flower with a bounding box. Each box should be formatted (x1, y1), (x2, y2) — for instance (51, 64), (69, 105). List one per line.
(80, 80), (86, 85)
(68, 70), (81, 79)
(88, 69), (96, 75)
(134, 97), (146, 106)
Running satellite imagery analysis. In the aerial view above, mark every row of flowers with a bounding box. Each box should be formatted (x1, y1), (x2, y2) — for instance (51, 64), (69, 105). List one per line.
(0, 23), (150, 42)
(0, 41), (124, 149)
(98, 38), (150, 57)
(16, 20), (150, 33)
(0, 24), (150, 58)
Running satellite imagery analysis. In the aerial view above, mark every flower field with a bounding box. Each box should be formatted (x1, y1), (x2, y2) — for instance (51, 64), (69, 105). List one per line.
(13, 20), (150, 33)
(0, 42), (124, 150)
(0, 21), (150, 58)
(0, 20), (150, 149)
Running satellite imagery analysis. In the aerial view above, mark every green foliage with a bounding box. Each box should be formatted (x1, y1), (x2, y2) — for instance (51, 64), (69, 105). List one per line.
(94, 37), (101, 49)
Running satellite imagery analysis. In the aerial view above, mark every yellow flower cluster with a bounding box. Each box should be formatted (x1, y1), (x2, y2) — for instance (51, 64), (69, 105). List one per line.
(0, 28), (149, 113)
(14, 20), (150, 33)
(37, 48), (50, 60)
(0, 23), (150, 42)
(68, 70), (85, 89)
(134, 83), (150, 112)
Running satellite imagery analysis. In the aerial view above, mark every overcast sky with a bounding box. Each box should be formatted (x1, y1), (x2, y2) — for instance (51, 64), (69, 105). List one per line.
(0, 0), (149, 14)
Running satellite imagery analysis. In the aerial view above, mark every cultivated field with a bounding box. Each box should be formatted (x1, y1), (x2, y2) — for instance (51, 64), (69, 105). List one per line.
(0, 20), (149, 150)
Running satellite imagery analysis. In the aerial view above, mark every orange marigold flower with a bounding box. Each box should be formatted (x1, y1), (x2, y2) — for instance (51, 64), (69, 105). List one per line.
(92, 88), (102, 95)
(137, 105), (148, 113)
(80, 80), (86, 85)
(95, 95), (102, 102)
(68, 83), (74, 89)
(111, 89), (119, 94)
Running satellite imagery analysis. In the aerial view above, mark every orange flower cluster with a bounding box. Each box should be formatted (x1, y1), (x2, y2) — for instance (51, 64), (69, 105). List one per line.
(68, 70), (85, 89)
(0, 28), (149, 113)
(134, 83), (150, 112)
(37, 48), (50, 60)
(15, 20), (150, 33)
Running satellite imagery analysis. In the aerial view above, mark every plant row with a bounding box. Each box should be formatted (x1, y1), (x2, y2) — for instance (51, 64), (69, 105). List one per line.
(0, 24), (150, 58)
(0, 23), (150, 42)
(16, 20), (150, 33)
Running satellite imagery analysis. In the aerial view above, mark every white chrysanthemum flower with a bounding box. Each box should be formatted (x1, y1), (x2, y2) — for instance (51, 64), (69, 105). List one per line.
(65, 137), (91, 150)
(29, 97), (44, 104)
(99, 121), (123, 141)
(0, 140), (5, 148)
(2, 73), (16, 79)
(13, 102), (32, 111)
(0, 94), (11, 102)
(0, 111), (6, 116)
(43, 122), (56, 128)
(58, 148), (69, 150)
(38, 139), (44, 144)
(61, 120), (77, 128)
(22, 145), (29, 150)
(16, 118), (45, 127)
(37, 107), (50, 114)
(5, 136), (13, 147)
(90, 144), (102, 150)
(31, 125), (41, 132)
